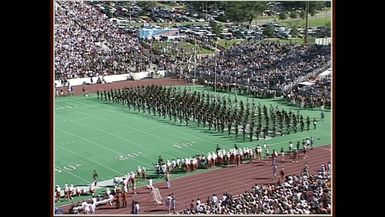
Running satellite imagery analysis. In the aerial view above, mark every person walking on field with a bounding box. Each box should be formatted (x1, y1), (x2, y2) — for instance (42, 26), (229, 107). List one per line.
(92, 170), (98, 184)
(313, 118), (317, 130)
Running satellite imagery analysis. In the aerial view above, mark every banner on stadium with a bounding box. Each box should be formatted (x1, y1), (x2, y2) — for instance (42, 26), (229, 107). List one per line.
(137, 28), (179, 40)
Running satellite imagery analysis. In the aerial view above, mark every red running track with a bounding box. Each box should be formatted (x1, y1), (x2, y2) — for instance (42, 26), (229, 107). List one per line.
(61, 145), (331, 214)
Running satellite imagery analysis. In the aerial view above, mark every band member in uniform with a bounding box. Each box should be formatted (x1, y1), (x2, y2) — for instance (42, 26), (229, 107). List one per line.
(82, 86), (88, 97)
(216, 144), (221, 154)
(289, 141), (293, 153)
(92, 170), (98, 184)
(115, 191), (120, 209)
(122, 191), (127, 208)
(280, 147), (285, 161)
(56, 185), (61, 202)
(306, 116), (310, 131)
(64, 184), (69, 201)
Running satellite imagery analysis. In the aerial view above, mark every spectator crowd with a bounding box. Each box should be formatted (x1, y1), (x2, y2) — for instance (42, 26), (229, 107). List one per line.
(190, 42), (331, 99)
(55, 1), (150, 81)
(181, 164), (331, 214)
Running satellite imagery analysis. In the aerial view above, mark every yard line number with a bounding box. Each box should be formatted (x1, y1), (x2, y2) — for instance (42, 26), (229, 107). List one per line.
(115, 152), (142, 161)
(55, 164), (82, 173)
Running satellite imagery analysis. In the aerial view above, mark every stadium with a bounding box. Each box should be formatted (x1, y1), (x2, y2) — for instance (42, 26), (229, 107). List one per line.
(53, 0), (333, 215)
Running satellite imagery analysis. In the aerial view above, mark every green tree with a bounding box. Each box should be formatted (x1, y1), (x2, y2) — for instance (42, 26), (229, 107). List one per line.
(210, 21), (223, 36)
(289, 26), (299, 37)
(278, 12), (287, 20)
(263, 25), (274, 38)
(223, 1), (266, 26)
(289, 11), (297, 19)
(245, 1), (266, 27)
(188, 1), (217, 11)
(310, 9), (316, 16)
(299, 10), (305, 19)
(137, 1), (157, 10)
(279, 1), (326, 12)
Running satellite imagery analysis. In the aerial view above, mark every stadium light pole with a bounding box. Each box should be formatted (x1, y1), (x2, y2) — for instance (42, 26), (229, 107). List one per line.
(129, 2), (132, 23)
(214, 38), (219, 99)
(248, 78), (250, 95)
(304, 1), (309, 45)
(194, 38), (197, 90)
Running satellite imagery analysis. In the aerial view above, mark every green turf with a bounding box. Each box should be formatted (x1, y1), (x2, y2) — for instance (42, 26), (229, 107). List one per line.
(55, 85), (331, 205)
(218, 39), (245, 49)
(264, 37), (314, 45)
(278, 15), (331, 28)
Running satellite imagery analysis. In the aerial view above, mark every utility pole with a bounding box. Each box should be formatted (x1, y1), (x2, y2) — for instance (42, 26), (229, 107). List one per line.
(194, 38), (197, 90)
(304, 1), (310, 44)
(214, 38), (218, 99)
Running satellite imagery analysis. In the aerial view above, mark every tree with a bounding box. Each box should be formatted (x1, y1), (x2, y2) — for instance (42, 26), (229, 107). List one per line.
(310, 10), (316, 16)
(245, 1), (266, 27)
(223, 1), (266, 26)
(289, 11), (297, 19)
(137, 1), (157, 11)
(278, 12), (287, 20)
(299, 10), (305, 19)
(289, 26), (299, 37)
(210, 21), (223, 36)
(263, 25), (274, 38)
(188, 1), (217, 11)
(279, 1), (326, 12)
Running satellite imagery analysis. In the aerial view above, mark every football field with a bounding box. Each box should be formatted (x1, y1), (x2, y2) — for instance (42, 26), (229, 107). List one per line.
(55, 86), (331, 198)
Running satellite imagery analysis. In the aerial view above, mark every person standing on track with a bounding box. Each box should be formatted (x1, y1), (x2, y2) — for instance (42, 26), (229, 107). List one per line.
(264, 145), (270, 162)
(272, 164), (278, 178)
(166, 194), (172, 214)
(165, 171), (171, 189)
(82, 86), (88, 97)
(303, 143), (308, 159)
(279, 168), (285, 181)
(171, 193), (176, 213)
(303, 163), (309, 176)
(147, 178), (154, 193)
(134, 201), (140, 214)
(256, 144), (262, 160)
(292, 148), (298, 163)
(122, 191), (127, 208)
